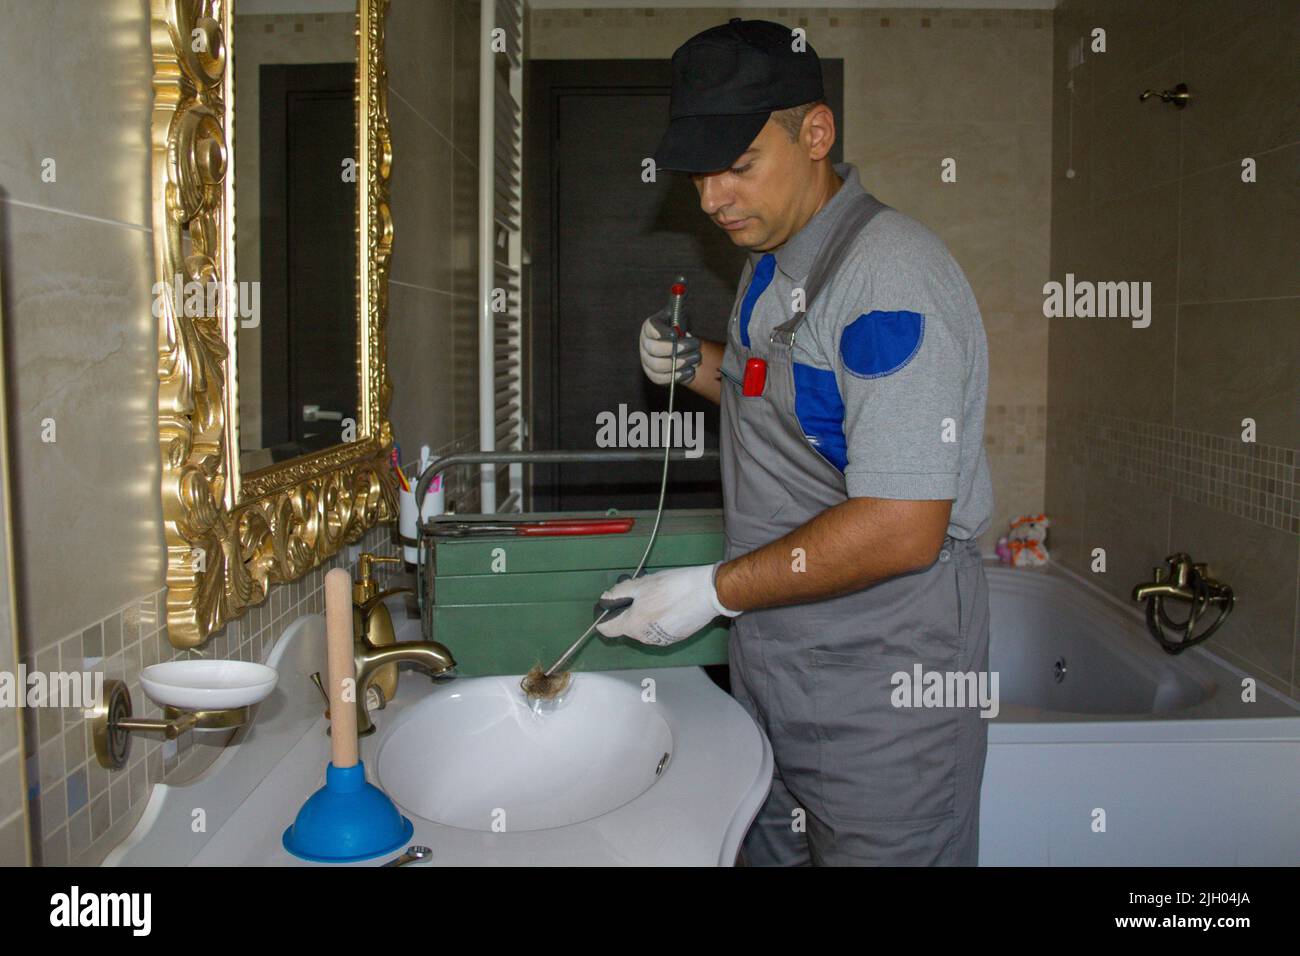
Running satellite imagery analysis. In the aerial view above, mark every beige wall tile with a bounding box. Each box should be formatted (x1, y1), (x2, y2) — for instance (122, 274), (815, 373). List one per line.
(4, 205), (162, 650)
(1175, 299), (1300, 448)
(1012, 204), (1052, 317)
(983, 446), (1046, 554)
(1179, 0), (1278, 47)
(40, 824), (67, 866)
(985, 312), (1048, 409)
(841, 17), (1019, 126)
(1293, 549), (1299, 699)
(0, 708), (18, 763)
(0, 813), (29, 866)
(1049, 43), (1094, 212)
(0, 228), (28, 856)
(1087, 0), (1183, 92)
(1179, 0), (1300, 177)
(1090, 52), (1183, 203)
(450, 144), (479, 302)
(1015, 17), (1054, 124)
(0, 751), (24, 826)
(1050, 305), (1176, 422)
(0, 0), (153, 226)
(1178, 144), (1299, 304)
(453, 0), (483, 161)
(1170, 497), (1296, 686)
(1089, 182), (1179, 312)
(387, 282), (457, 455)
(851, 120), (1022, 315)
(388, 0), (457, 140)
(1082, 468), (1172, 606)
(389, 92), (456, 293)
(1047, 199), (1094, 304)
(1044, 424), (1089, 571)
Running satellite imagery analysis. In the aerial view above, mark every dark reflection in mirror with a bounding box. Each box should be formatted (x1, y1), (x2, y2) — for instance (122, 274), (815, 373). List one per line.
(232, 10), (359, 473)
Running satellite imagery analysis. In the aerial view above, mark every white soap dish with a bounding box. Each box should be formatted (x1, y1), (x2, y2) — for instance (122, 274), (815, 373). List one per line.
(141, 660), (278, 711)
(91, 663), (279, 769)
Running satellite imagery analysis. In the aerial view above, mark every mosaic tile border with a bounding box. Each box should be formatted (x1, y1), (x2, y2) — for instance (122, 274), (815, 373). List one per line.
(985, 403), (1047, 457)
(540, 7), (1049, 30)
(1049, 409), (1299, 535)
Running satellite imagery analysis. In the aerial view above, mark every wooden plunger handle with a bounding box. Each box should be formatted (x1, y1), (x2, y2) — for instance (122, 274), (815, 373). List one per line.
(325, 568), (359, 769)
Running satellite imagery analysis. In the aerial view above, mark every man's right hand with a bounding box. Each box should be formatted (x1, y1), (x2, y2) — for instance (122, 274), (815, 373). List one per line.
(639, 308), (702, 385)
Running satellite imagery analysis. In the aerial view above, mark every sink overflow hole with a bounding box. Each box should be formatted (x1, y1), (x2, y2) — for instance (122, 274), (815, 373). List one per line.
(655, 752), (670, 776)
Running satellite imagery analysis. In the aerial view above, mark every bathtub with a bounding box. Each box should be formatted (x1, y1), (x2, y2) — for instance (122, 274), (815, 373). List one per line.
(979, 560), (1300, 866)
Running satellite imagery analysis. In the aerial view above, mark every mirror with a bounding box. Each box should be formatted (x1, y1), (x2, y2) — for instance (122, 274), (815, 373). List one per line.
(232, 4), (360, 472)
(152, 0), (396, 649)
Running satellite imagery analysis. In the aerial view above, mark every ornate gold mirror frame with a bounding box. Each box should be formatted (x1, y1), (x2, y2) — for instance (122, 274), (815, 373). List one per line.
(151, 0), (396, 649)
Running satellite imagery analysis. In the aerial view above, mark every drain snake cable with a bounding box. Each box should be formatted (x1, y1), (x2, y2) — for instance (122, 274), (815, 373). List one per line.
(521, 314), (684, 697)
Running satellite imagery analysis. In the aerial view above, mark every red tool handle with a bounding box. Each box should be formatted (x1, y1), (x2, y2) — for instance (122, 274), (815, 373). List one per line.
(515, 518), (636, 536)
(670, 281), (687, 337)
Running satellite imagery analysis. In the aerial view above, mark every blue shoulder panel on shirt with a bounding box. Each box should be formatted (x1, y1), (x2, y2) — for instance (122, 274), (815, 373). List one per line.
(739, 253), (777, 349)
(839, 310), (925, 378)
(792, 362), (848, 472)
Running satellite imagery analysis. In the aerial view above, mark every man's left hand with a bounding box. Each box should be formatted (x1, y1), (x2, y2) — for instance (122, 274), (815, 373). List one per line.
(595, 563), (742, 646)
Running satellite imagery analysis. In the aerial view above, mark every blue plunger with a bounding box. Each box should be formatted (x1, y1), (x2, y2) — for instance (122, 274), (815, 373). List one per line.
(283, 760), (413, 863)
(284, 569), (413, 863)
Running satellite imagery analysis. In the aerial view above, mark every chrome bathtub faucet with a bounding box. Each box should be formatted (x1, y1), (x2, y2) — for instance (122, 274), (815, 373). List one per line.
(1132, 553), (1234, 655)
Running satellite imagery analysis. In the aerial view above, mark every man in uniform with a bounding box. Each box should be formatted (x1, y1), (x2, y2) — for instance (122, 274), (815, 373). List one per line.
(596, 18), (994, 866)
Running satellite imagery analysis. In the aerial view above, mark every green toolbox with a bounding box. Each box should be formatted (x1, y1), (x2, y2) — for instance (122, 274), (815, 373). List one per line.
(421, 508), (731, 676)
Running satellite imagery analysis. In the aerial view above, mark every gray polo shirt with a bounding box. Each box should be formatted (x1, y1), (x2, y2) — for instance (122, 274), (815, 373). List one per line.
(728, 161), (993, 541)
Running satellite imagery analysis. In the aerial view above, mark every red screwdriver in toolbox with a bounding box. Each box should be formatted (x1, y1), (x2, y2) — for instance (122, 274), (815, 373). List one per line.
(429, 517), (636, 538)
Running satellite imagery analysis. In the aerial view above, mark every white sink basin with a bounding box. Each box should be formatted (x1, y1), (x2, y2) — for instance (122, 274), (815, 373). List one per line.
(376, 673), (673, 831)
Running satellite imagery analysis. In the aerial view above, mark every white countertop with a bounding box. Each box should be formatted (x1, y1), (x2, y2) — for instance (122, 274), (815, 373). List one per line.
(106, 603), (773, 867)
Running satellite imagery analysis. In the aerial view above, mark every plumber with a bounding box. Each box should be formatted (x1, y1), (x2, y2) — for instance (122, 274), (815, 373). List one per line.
(596, 18), (995, 866)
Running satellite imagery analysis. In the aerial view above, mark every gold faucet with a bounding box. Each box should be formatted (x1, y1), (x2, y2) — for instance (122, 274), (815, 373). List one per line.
(345, 552), (456, 736)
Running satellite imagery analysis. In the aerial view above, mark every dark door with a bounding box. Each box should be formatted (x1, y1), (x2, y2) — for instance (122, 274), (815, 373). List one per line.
(259, 62), (357, 452)
(525, 59), (843, 511)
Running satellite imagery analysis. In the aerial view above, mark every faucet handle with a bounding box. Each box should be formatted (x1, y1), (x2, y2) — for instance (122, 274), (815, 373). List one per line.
(1165, 553), (1193, 587)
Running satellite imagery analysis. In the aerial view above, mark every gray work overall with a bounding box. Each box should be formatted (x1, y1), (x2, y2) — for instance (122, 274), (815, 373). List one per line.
(719, 191), (991, 866)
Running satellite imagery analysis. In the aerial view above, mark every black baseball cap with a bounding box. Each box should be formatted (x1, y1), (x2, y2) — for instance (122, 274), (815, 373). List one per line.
(653, 18), (825, 174)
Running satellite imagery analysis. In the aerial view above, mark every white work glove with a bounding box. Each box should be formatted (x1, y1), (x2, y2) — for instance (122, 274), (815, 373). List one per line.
(639, 307), (701, 386)
(595, 562), (742, 646)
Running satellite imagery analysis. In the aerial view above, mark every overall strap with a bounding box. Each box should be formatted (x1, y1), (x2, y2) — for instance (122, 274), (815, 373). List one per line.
(770, 191), (890, 347)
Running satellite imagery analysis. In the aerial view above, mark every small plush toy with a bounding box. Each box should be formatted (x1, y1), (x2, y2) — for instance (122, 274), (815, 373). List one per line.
(1006, 513), (1050, 567)
(995, 536), (1013, 564)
